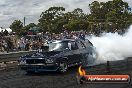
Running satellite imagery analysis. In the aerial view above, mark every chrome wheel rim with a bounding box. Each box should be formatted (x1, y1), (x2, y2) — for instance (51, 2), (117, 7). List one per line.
(59, 63), (68, 72)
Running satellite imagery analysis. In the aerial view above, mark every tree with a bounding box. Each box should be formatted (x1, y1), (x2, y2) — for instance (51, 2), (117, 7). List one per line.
(62, 8), (89, 31)
(9, 20), (23, 34)
(38, 7), (65, 33)
(24, 23), (36, 31)
(89, 1), (103, 20)
(9, 0), (132, 36)
(20, 23), (37, 36)
(89, 0), (131, 33)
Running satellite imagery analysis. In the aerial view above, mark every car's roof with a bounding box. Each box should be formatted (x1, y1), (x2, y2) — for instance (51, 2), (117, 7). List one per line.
(51, 39), (76, 43)
(49, 39), (92, 45)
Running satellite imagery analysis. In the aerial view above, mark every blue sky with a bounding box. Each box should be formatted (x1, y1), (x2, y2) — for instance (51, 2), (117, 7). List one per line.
(0, 0), (131, 28)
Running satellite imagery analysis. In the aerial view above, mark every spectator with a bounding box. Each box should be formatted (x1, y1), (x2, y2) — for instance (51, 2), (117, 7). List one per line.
(79, 32), (85, 41)
(4, 29), (8, 36)
(25, 42), (30, 51)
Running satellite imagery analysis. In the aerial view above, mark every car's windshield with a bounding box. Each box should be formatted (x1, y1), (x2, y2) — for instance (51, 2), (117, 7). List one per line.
(49, 41), (69, 51)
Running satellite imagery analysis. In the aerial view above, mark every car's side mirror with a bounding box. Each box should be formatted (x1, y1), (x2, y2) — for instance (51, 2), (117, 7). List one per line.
(63, 48), (70, 51)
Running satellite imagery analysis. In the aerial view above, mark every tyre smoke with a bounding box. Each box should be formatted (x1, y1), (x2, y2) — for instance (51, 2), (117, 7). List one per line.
(88, 25), (132, 64)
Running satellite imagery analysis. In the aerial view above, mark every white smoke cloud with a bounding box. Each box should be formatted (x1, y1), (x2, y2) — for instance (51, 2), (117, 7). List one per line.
(89, 25), (132, 64)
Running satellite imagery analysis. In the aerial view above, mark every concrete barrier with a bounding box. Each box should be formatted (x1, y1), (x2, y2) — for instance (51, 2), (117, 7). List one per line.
(0, 51), (36, 62)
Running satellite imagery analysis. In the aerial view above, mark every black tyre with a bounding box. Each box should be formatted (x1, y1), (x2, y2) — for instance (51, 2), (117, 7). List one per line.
(81, 53), (89, 67)
(82, 53), (96, 67)
(59, 62), (68, 73)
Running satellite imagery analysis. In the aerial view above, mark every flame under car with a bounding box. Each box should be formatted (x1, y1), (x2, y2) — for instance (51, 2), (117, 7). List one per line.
(19, 39), (97, 73)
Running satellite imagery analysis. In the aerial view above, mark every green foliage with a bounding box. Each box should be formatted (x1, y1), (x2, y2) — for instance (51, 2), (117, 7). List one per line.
(9, 0), (132, 35)
(38, 6), (65, 33)
(89, 0), (131, 32)
(63, 8), (89, 31)
(20, 23), (37, 36)
(9, 20), (23, 34)
(25, 23), (36, 31)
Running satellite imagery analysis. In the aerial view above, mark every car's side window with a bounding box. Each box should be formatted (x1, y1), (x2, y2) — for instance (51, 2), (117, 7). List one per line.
(80, 41), (86, 48)
(68, 42), (71, 50)
(70, 41), (78, 50)
(77, 41), (85, 49)
(83, 39), (93, 47)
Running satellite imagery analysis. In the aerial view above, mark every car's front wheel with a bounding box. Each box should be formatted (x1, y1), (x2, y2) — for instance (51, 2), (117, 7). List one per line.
(59, 62), (68, 73)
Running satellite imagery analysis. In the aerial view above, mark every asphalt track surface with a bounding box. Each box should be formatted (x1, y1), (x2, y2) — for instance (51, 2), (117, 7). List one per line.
(0, 58), (132, 88)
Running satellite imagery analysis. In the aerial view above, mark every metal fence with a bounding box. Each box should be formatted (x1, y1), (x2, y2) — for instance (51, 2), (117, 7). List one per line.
(86, 57), (132, 74)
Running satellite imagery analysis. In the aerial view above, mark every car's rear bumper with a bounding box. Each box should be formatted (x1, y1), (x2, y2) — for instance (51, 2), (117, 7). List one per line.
(19, 64), (59, 72)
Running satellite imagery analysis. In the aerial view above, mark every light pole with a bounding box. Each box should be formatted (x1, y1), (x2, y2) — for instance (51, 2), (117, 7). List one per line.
(23, 17), (26, 27)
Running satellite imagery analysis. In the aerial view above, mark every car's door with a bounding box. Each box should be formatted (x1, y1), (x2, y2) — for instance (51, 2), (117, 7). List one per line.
(61, 41), (75, 65)
(69, 41), (81, 64)
(76, 40), (88, 62)
(63, 41), (78, 65)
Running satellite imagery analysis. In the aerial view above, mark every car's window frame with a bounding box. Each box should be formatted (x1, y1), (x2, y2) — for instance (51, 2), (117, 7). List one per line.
(48, 41), (69, 51)
(70, 41), (79, 50)
(76, 40), (86, 49)
(84, 39), (93, 47)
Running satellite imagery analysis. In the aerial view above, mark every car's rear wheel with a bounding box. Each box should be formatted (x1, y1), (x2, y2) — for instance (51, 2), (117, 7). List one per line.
(82, 53), (89, 67)
(82, 53), (96, 67)
(59, 62), (68, 73)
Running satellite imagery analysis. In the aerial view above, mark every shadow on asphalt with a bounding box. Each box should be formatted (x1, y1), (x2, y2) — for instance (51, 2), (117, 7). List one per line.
(24, 65), (100, 76)
(25, 66), (80, 76)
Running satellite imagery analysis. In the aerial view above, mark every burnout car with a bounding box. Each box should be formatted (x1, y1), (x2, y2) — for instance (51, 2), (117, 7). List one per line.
(19, 39), (97, 73)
